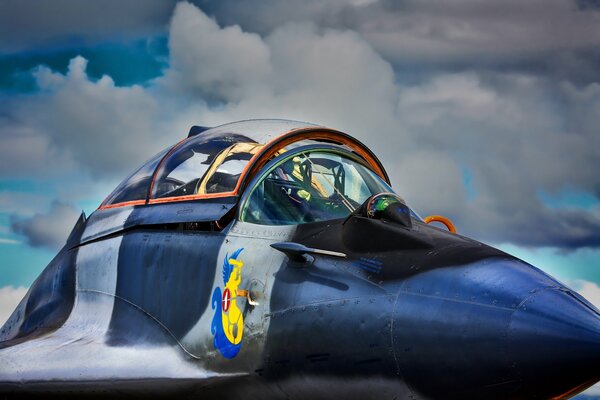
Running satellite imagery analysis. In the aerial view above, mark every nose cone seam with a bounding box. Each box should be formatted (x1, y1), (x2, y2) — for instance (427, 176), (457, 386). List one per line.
(513, 286), (562, 311)
(509, 287), (600, 345)
(513, 286), (599, 316)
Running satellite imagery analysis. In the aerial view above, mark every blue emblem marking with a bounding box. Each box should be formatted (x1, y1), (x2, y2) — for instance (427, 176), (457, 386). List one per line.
(352, 257), (383, 274)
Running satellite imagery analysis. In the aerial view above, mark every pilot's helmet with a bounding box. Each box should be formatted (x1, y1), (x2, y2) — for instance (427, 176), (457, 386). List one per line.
(366, 192), (406, 219)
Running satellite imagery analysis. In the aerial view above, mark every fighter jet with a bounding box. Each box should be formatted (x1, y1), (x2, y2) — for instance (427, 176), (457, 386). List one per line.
(0, 119), (599, 399)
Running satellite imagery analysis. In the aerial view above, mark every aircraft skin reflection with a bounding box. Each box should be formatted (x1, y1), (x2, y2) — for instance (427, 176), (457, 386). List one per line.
(0, 119), (598, 399)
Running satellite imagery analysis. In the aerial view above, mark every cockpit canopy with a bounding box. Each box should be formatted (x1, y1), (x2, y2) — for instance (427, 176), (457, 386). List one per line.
(241, 149), (392, 225)
(100, 119), (400, 226)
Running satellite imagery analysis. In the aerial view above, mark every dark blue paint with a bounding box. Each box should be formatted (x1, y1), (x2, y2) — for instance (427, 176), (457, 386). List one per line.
(126, 198), (236, 226)
(188, 126), (213, 137)
(0, 215), (85, 348)
(390, 258), (600, 398)
(353, 258), (383, 274)
(107, 230), (223, 346)
(259, 216), (600, 398)
(81, 198), (237, 244)
(263, 252), (392, 378)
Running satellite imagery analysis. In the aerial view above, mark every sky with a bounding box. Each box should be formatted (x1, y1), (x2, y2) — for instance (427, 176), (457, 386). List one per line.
(0, 0), (599, 396)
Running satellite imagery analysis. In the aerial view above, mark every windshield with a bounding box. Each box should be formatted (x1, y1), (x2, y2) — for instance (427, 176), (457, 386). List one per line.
(151, 137), (262, 199)
(102, 147), (172, 207)
(241, 151), (393, 225)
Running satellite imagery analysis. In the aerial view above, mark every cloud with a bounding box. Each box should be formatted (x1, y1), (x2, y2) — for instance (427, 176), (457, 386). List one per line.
(3, 0), (600, 83)
(580, 383), (600, 397)
(0, 286), (27, 327)
(571, 280), (600, 397)
(164, 13), (397, 134)
(0, 118), (77, 179)
(0, 192), (52, 216)
(198, 0), (600, 80)
(575, 280), (600, 310)
(0, 0), (175, 53)
(391, 71), (600, 249)
(0, 56), (176, 179)
(164, 2), (271, 102)
(10, 201), (80, 250)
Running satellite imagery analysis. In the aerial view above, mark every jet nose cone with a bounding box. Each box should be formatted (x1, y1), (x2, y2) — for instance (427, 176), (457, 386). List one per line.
(390, 256), (600, 399)
(508, 287), (600, 398)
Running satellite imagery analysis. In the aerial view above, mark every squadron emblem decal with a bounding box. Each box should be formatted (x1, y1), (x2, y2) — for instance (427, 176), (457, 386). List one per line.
(211, 248), (245, 358)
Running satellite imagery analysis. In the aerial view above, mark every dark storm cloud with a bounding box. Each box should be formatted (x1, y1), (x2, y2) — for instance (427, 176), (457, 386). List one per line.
(391, 71), (600, 249)
(5, 0), (600, 67)
(3, 0), (600, 83)
(577, 0), (600, 10)
(198, 0), (600, 84)
(0, 0), (176, 53)
(10, 201), (80, 250)
(492, 207), (600, 249)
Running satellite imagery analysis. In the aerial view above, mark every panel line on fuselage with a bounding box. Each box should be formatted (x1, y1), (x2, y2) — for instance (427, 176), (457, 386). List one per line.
(79, 288), (203, 360)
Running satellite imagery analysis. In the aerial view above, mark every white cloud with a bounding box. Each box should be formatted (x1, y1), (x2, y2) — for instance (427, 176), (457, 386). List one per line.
(0, 56), (175, 180)
(29, 57), (166, 178)
(165, 1), (271, 102)
(10, 201), (80, 250)
(354, 0), (600, 66)
(566, 280), (600, 399)
(162, 3), (398, 131)
(391, 151), (467, 217)
(0, 192), (51, 216)
(263, 22), (397, 126)
(582, 382), (600, 396)
(0, 119), (76, 179)
(0, 286), (27, 327)
(574, 280), (600, 310)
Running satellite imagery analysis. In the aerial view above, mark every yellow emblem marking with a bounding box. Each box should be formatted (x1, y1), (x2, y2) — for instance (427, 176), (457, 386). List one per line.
(222, 257), (244, 345)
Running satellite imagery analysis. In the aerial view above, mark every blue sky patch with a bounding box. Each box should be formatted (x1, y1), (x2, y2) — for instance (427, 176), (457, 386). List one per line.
(537, 188), (599, 210)
(461, 167), (477, 201)
(0, 37), (168, 93)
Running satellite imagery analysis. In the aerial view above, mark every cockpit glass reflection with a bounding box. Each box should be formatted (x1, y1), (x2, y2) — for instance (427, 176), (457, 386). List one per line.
(242, 151), (392, 225)
(152, 140), (263, 199)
